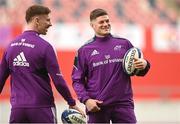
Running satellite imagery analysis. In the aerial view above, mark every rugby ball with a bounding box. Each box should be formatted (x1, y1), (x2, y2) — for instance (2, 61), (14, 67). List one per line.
(61, 109), (86, 124)
(122, 47), (143, 75)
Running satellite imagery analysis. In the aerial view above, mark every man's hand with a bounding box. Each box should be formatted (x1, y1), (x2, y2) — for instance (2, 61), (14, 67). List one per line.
(69, 105), (86, 117)
(134, 58), (147, 70)
(85, 99), (103, 112)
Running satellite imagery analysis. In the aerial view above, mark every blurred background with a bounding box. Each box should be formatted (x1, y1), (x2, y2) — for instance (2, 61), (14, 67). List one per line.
(0, 0), (180, 123)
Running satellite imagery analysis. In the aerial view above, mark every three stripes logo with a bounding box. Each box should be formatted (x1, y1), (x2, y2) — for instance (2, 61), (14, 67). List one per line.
(13, 52), (29, 67)
(91, 49), (99, 56)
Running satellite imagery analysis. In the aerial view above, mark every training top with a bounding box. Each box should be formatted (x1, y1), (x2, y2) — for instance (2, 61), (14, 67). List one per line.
(72, 34), (150, 108)
(0, 30), (75, 108)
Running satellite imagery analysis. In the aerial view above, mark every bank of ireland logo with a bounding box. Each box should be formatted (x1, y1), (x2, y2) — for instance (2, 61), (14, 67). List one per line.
(13, 52), (29, 67)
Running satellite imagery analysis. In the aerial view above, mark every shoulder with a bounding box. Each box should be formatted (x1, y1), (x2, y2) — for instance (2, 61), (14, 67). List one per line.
(37, 36), (51, 45)
(111, 34), (133, 48)
(111, 34), (130, 43)
(33, 35), (54, 51)
(78, 37), (95, 51)
(31, 35), (55, 54)
(74, 37), (96, 58)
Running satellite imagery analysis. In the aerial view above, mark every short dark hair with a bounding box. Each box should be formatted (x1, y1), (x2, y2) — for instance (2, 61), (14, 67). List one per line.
(90, 8), (108, 21)
(25, 4), (51, 23)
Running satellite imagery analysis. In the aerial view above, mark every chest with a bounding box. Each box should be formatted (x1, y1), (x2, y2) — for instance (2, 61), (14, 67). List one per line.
(86, 43), (127, 69)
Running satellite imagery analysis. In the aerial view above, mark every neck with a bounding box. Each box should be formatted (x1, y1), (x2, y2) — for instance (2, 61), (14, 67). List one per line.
(95, 33), (110, 38)
(24, 23), (38, 33)
(95, 34), (105, 37)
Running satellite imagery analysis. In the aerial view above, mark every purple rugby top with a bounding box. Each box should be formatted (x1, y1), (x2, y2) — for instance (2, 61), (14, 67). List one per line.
(72, 34), (150, 108)
(0, 30), (75, 108)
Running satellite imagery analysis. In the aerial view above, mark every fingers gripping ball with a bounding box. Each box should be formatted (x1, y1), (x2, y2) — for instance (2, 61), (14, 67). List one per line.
(122, 47), (143, 75)
(61, 109), (86, 124)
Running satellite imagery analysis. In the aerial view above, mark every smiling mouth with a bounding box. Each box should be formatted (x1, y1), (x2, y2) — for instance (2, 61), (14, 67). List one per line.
(103, 28), (109, 31)
(102, 26), (110, 30)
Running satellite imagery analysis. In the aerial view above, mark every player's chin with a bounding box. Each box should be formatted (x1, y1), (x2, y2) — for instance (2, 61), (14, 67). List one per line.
(41, 31), (47, 35)
(43, 28), (48, 34)
(104, 30), (110, 34)
(101, 30), (109, 35)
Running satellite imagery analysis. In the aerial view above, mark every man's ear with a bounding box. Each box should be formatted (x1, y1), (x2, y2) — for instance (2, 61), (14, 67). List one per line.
(34, 16), (40, 26)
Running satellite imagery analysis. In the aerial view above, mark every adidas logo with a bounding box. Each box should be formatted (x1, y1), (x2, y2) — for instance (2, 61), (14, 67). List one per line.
(114, 45), (122, 51)
(13, 52), (29, 67)
(91, 49), (99, 56)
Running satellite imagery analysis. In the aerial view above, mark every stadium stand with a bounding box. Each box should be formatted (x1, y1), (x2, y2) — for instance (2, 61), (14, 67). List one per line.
(0, 0), (179, 27)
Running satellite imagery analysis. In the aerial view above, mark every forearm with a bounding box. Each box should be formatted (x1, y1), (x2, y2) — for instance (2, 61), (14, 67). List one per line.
(0, 55), (10, 93)
(72, 81), (90, 104)
(52, 74), (76, 106)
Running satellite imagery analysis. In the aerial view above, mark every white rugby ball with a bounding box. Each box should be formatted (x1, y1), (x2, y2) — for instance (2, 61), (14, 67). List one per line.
(61, 109), (86, 124)
(122, 47), (143, 75)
